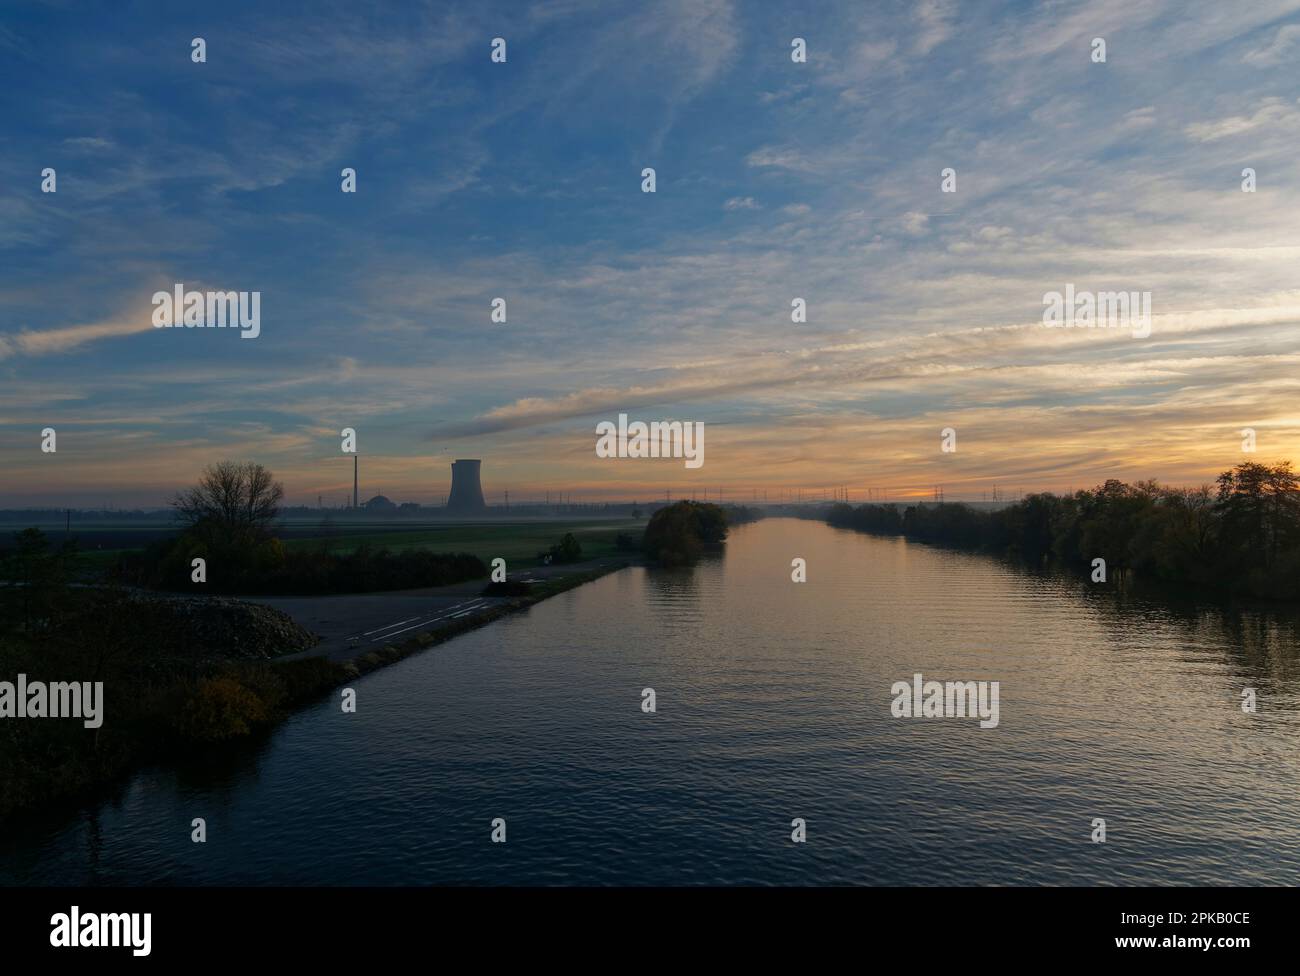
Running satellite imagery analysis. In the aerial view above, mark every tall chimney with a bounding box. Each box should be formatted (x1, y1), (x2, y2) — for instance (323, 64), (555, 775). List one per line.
(353, 455), (359, 509)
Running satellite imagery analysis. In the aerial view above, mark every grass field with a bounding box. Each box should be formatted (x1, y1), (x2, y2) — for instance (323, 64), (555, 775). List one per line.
(278, 519), (643, 567)
(3, 517), (645, 574)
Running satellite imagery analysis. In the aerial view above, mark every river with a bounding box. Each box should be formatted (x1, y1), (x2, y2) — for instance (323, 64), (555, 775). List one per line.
(4, 517), (1300, 885)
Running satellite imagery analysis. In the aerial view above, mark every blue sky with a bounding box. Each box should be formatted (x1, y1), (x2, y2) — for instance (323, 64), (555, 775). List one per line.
(3, 0), (1300, 506)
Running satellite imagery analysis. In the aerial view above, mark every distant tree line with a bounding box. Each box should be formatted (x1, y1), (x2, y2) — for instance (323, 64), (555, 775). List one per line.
(826, 461), (1300, 600)
(721, 504), (764, 525)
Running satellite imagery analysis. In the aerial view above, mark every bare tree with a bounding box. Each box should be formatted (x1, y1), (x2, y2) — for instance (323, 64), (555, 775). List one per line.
(173, 461), (284, 541)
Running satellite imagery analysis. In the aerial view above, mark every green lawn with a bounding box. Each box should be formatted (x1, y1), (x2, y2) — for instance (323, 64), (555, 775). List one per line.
(16, 517), (645, 577)
(283, 519), (643, 567)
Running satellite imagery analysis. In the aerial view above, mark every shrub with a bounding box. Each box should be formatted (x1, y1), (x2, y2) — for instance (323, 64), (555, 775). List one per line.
(177, 677), (268, 742)
(538, 533), (583, 564)
(116, 537), (486, 595)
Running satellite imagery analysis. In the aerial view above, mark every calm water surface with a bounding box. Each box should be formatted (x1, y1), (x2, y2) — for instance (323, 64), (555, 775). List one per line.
(4, 518), (1300, 885)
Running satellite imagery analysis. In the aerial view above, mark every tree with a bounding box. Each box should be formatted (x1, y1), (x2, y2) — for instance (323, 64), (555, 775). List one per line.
(642, 501), (729, 566)
(998, 492), (1059, 562)
(1215, 460), (1300, 570)
(0, 528), (79, 633)
(173, 461), (284, 545)
(1148, 485), (1216, 581)
(1074, 479), (1155, 573)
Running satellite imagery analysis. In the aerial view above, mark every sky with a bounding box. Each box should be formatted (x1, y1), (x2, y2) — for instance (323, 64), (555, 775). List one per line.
(3, 0), (1300, 507)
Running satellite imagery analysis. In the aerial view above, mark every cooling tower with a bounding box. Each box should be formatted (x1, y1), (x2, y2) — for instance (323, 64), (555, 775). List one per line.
(447, 459), (486, 513)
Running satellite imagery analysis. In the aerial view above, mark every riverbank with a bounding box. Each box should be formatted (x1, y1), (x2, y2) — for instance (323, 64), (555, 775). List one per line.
(0, 557), (632, 820)
(823, 464), (1300, 602)
(234, 557), (633, 734)
(278, 557), (632, 673)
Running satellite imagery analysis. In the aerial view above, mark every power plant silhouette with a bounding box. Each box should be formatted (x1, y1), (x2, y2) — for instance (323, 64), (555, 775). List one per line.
(446, 459), (486, 513)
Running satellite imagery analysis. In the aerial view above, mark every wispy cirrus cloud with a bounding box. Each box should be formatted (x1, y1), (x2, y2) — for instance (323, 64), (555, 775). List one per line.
(1184, 97), (1300, 142)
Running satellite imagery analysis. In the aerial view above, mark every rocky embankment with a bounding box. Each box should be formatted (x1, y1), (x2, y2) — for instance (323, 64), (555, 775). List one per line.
(129, 594), (320, 661)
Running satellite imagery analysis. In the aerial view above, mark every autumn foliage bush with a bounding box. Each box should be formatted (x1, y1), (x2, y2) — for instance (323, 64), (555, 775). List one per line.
(177, 677), (269, 742)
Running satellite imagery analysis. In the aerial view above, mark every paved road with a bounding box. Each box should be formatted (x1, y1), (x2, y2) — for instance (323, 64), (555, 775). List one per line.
(253, 557), (629, 662)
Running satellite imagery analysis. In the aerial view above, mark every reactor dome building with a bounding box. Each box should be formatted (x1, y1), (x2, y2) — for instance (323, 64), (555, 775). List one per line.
(447, 459), (487, 513)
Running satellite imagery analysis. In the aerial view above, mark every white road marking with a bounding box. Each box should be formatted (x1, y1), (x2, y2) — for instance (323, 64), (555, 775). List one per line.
(359, 599), (491, 642)
(359, 615), (422, 637)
